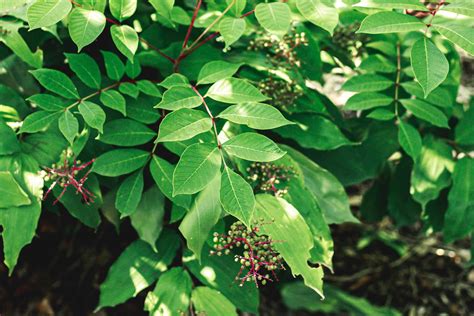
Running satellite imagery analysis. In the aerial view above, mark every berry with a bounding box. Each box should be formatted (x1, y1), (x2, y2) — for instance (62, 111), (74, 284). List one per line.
(246, 162), (296, 196)
(210, 219), (285, 288)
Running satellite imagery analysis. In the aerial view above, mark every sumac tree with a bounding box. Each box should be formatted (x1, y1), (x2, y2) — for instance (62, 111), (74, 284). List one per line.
(0, 0), (472, 314)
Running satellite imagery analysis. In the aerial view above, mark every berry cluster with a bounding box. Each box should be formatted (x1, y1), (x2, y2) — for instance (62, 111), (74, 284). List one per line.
(332, 23), (369, 56)
(246, 162), (296, 197)
(248, 27), (308, 69)
(42, 157), (95, 205)
(258, 76), (303, 113)
(210, 220), (285, 287)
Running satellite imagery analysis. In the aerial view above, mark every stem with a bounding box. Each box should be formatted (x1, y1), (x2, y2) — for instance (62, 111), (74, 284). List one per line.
(182, 0), (203, 49)
(65, 81), (125, 111)
(186, 0), (236, 51)
(191, 85), (221, 148)
(394, 42), (402, 117)
(424, 0), (445, 36)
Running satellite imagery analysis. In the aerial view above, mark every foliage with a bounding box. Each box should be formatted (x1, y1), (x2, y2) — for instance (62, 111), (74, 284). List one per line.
(0, 0), (472, 314)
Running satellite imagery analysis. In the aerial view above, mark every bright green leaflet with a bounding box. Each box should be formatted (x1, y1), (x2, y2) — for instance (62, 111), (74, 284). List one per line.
(0, 171), (31, 208)
(130, 186), (165, 252)
(144, 267), (193, 316)
(217, 102), (294, 130)
(172, 143), (222, 195)
(410, 38), (449, 97)
(92, 149), (150, 177)
(255, 195), (325, 298)
(191, 287), (237, 316)
(255, 2), (291, 36)
(115, 169), (144, 216)
(219, 17), (246, 49)
(27, 0), (72, 30)
(222, 133), (286, 162)
(98, 233), (179, 308)
(68, 8), (106, 52)
(179, 176), (222, 262)
(156, 108), (212, 143)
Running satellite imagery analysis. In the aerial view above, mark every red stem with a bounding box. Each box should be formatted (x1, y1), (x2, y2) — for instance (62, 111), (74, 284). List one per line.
(182, 0), (203, 49)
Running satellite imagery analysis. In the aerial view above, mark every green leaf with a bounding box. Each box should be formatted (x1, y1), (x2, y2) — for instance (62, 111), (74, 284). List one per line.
(115, 169), (144, 216)
(219, 17), (246, 49)
(411, 136), (453, 209)
(282, 282), (402, 316)
(433, 23), (474, 56)
(255, 2), (291, 36)
(444, 158), (474, 242)
(160, 73), (189, 89)
(357, 11), (424, 34)
(400, 99), (449, 128)
(296, 0), (338, 35)
(442, 1), (474, 17)
(206, 78), (268, 104)
(0, 155), (43, 274)
(179, 176), (222, 261)
(398, 121), (422, 160)
(75, 0), (107, 11)
(275, 114), (354, 150)
(0, 171), (31, 208)
(100, 119), (155, 146)
(136, 80), (161, 97)
(284, 145), (358, 224)
(20, 111), (61, 133)
(223, 133), (285, 162)
(0, 120), (20, 155)
(27, 0), (71, 30)
(98, 233), (179, 308)
(401, 81), (453, 109)
(144, 267), (192, 316)
(255, 194), (324, 298)
(191, 287), (237, 316)
(217, 102), (293, 130)
(58, 110), (79, 144)
(345, 92), (393, 110)
(78, 101), (106, 133)
(27, 94), (68, 112)
(125, 57), (142, 78)
(342, 74), (393, 92)
(68, 8), (106, 51)
(110, 0), (137, 22)
(0, 21), (43, 68)
(100, 89), (127, 115)
(101, 50), (125, 81)
(127, 95), (161, 124)
(119, 82), (139, 98)
(284, 177), (334, 269)
(359, 54), (397, 74)
(150, 155), (192, 209)
(410, 38), (449, 98)
(149, 0), (174, 19)
(173, 143), (222, 195)
(157, 108), (212, 143)
(65, 53), (101, 89)
(92, 149), (150, 177)
(220, 167), (255, 226)
(130, 186), (165, 252)
(155, 86), (202, 110)
(197, 61), (242, 85)
(184, 248), (259, 313)
(111, 24), (139, 61)
(455, 106), (474, 146)
(355, 0), (428, 10)
(30, 69), (79, 99)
